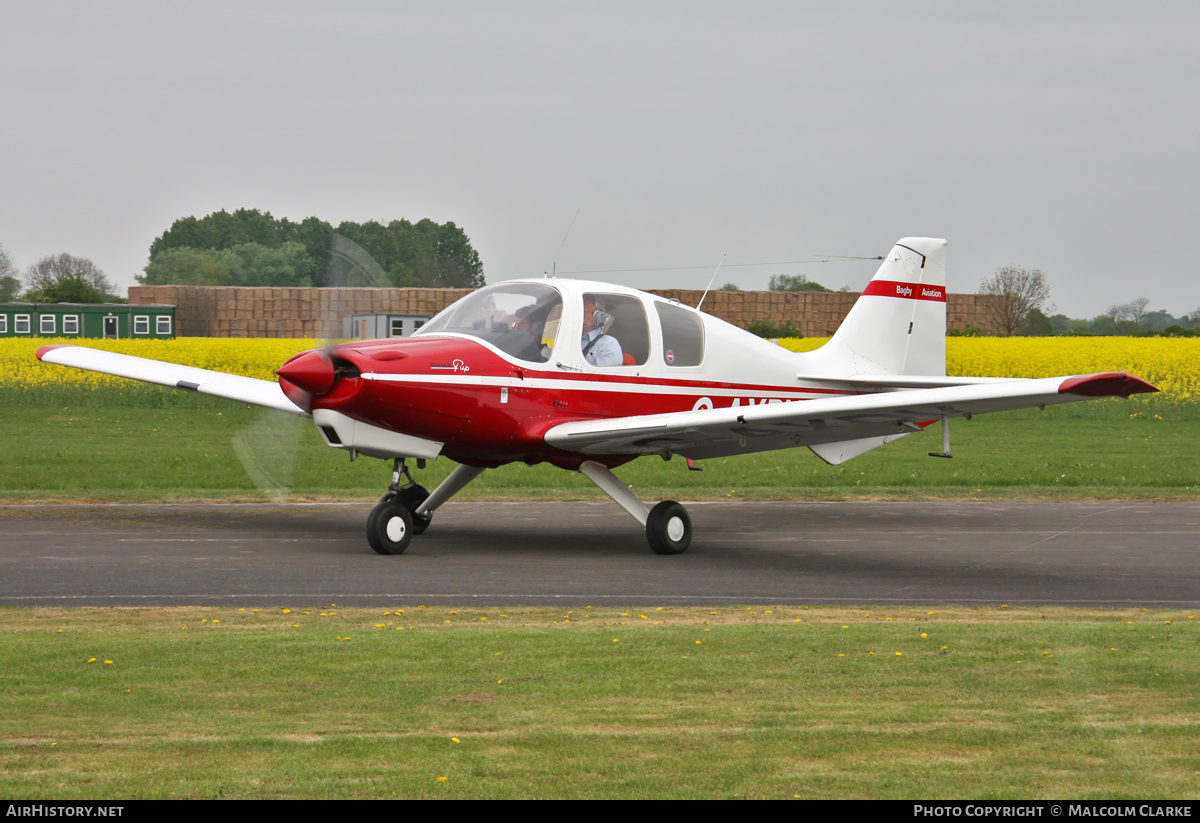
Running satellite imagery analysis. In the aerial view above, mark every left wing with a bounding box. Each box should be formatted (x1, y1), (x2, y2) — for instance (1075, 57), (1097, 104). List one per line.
(544, 372), (1156, 460)
(36, 344), (307, 416)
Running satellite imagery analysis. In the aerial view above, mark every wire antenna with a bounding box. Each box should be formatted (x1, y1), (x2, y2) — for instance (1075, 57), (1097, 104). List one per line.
(549, 206), (581, 278)
(696, 254), (726, 311)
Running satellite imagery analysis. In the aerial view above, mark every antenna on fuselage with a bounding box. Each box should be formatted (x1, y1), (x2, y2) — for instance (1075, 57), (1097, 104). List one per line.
(547, 206), (581, 278)
(696, 254), (726, 311)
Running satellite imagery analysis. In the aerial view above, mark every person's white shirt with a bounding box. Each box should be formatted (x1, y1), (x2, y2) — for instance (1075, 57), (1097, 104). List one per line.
(581, 326), (623, 366)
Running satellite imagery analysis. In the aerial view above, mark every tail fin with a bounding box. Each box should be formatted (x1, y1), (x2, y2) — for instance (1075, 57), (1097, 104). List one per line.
(813, 237), (947, 377)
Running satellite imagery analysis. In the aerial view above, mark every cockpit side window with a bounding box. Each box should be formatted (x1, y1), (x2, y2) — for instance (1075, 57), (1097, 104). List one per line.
(654, 301), (704, 366)
(581, 294), (649, 367)
(417, 284), (561, 363)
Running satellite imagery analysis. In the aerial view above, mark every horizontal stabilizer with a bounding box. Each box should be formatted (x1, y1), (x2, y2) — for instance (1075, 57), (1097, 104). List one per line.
(36, 345), (307, 416)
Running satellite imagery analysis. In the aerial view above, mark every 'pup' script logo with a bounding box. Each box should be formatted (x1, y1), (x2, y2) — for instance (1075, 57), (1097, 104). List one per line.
(430, 359), (469, 372)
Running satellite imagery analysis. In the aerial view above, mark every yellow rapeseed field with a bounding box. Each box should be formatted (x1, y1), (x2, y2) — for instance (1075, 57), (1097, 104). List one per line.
(2, 336), (1197, 399)
(2, 338), (318, 391)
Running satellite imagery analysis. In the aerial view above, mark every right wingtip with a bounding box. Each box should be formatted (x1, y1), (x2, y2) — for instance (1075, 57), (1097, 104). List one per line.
(1058, 372), (1159, 398)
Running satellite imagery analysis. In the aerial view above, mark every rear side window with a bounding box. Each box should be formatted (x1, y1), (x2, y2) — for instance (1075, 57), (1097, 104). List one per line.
(655, 302), (704, 366)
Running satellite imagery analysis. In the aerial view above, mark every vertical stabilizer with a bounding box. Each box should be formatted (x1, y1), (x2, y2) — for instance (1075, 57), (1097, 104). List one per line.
(811, 238), (947, 377)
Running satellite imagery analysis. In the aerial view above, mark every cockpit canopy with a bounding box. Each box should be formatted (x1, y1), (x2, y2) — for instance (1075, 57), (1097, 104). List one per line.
(416, 281), (706, 368)
(416, 283), (562, 363)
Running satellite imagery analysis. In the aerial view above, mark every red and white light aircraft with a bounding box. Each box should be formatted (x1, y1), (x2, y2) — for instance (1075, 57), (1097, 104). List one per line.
(37, 238), (1156, 555)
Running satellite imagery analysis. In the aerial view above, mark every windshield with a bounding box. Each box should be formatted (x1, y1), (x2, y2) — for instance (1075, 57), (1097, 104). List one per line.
(416, 283), (562, 363)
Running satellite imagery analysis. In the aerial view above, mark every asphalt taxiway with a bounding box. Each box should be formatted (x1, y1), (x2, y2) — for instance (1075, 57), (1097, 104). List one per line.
(1, 502), (1196, 608)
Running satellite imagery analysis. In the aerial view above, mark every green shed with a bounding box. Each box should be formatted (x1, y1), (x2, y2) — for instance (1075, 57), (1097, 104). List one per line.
(0, 304), (176, 339)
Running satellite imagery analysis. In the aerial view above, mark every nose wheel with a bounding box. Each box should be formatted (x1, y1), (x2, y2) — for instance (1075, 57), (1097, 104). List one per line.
(367, 500), (414, 555)
(366, 459), (487, 555)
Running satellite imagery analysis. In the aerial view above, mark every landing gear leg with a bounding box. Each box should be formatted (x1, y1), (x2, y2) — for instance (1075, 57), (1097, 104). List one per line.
(578, 460), (692, 555)
(414, 464), (487, 518)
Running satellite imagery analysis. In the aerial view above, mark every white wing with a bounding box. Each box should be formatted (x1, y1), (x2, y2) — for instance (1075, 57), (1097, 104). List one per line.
(36, 344), (307, 417)
(544, 372), (1156, 460)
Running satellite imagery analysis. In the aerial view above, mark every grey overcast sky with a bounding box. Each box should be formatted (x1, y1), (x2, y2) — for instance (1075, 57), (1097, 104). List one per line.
(1, 1), (1197, 317)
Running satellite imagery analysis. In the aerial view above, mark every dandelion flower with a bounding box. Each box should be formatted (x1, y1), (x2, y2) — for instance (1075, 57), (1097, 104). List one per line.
(87, 658), (96, 663)
(895, 652), (902, 656)
(437, 777), (447, 782)
(452, 738), (460, 743)
(282, 609), (291, 614)
(921, 633), (928, 638)
(613, 639), (619, 643)
(695, 641), (701, 645)
(104, 660), (113, 665)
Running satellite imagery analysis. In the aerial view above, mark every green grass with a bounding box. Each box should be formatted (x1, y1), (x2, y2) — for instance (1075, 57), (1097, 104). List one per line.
(2, 391), (1197, 501)
(1, 605), (1196, 799)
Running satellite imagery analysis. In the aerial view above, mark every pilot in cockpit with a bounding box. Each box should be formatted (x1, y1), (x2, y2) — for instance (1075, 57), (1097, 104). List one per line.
(511, 305), (552, 361)
(581, 297), (623, 366)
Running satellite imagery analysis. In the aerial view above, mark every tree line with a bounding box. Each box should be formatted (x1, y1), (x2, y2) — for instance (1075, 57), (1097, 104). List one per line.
(971, 266), (1198, 337)
(0, 244), (121, 304)
(139, 209), (485, 289)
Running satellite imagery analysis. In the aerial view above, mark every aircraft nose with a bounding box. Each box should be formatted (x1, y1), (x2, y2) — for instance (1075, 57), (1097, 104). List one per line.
(276, 349), (336, 396)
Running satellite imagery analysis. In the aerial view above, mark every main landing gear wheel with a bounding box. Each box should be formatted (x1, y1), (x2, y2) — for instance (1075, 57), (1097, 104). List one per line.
(646, 500), (691, 555)
(397, 484), (432, 535)
(367, 500), (414, 555)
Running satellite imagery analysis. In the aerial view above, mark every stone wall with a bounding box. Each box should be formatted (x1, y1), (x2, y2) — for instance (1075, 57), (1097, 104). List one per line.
(129, 285), (1005, 338)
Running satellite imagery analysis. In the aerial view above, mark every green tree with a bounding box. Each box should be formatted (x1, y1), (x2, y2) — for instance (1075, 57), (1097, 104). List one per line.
(0, 242), (18, 301)
(768, 274), (831, 292)
(212, 242), (318, 287)
(24, 253), (114, 299)
(150, 210), (484, 288)
(26, 273), (104, 303)
(1019, 307), (1053, 336)
(719, 282), (739, 291)
(138, 247), (231, 286)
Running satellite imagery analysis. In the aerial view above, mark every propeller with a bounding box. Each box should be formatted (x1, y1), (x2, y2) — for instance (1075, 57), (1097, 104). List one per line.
(232, 235), (394, 499)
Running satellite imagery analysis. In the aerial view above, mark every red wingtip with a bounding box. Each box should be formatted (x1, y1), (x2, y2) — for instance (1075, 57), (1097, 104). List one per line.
(1059, 372), (1159, 398)
(36, 344), (69, 361)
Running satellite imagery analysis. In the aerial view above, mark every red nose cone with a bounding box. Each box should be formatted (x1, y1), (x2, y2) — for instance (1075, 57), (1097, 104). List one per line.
(276, 349), (336, 396)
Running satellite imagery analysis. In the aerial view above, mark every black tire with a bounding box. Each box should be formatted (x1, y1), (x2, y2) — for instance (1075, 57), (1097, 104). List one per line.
(645, 500), (691, 555)
(367, 500), (414, 555)
(397, 484), (433, 535)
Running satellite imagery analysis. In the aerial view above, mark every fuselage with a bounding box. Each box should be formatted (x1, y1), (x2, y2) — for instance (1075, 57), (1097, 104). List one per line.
(281, 279), (869, 468)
